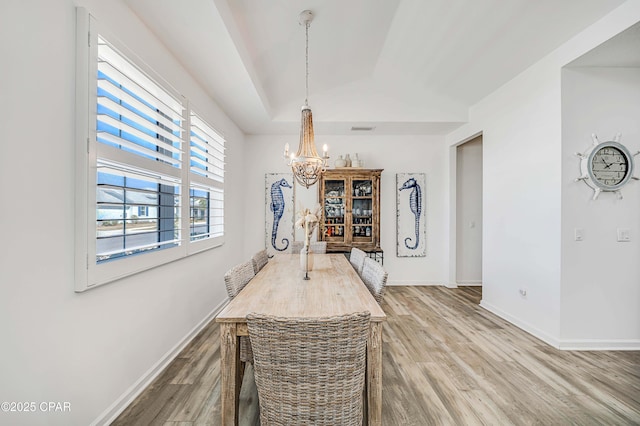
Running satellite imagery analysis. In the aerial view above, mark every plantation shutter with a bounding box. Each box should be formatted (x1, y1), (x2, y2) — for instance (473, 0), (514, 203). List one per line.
(189, 112), (225, 241)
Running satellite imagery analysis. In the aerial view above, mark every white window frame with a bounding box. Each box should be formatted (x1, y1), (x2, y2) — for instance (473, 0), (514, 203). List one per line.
(75, 8), (224, 292)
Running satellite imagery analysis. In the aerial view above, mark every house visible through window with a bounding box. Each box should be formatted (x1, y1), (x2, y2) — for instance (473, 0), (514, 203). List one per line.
(96, 172), (180, 262)
(190, 188), (209, 240)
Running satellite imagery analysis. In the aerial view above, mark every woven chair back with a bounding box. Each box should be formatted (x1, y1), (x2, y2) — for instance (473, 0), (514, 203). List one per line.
(309, 241), (327, 254)
(223, 260), (255, 363)
(349, 247), (366, 276)
(247, 311), (370, 426)
(223, 260), (255, 298)
(252, 249), (269, 274)
(290, 241), (304, 253)
(361, 257), (388, 304)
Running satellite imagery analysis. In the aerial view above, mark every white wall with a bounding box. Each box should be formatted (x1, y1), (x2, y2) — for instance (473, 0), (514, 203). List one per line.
(561, 66), (640, 348)
(447, 1), (640, 347)
(450, 59), (564, 344)
(456, 136), (483, 284)
(243, 134), (450, 285)
(0, 1), (245, 425)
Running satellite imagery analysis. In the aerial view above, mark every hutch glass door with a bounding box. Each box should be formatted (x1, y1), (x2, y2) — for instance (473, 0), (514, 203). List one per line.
(323, 179), (345, 243)
(352, 179), (373, 244)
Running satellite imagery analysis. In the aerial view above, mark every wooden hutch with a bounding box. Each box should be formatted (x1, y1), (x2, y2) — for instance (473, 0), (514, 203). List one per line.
(318, 169), (383, 259)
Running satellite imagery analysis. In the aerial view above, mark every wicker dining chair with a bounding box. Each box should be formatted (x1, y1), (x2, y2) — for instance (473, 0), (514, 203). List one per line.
(349, 247), (366, 276)
(361, 257), (388, 305)
(247, 311), (371, 426)
(223, 260), (255, 363)
(290, 241), (304, 253)
(251, 249), (269, 274)
(309, 241), (327, 254)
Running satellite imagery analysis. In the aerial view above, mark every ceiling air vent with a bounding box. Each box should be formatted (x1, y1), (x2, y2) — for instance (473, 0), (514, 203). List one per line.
(351, 126), (375, 132)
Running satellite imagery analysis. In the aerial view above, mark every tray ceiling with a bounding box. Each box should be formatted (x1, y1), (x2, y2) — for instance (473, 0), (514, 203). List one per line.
(124, 0), (627, 134)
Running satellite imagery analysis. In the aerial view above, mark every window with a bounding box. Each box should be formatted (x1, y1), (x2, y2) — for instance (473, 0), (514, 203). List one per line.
(95, 35), (184, 264)
(75, 9), (225, 291)
(189, 113), (225, 242)
(96, 172), (180, 263)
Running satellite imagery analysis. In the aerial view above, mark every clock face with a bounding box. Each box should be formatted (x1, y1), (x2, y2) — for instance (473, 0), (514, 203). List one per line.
(590, 145), (629, 187)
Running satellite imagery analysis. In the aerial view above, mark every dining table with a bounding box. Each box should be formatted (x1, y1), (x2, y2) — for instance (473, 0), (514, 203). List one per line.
(215, 253), (387, 426)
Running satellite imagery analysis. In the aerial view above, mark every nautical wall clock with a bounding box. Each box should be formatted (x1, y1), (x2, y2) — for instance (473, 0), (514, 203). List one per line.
(575, 134), (639, 200)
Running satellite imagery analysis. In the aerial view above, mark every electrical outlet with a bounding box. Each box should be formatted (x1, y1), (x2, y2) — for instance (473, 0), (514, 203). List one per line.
(617, 228), (631, 242)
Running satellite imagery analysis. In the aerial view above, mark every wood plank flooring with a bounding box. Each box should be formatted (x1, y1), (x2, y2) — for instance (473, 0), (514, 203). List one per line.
(112, 286), (640, 425)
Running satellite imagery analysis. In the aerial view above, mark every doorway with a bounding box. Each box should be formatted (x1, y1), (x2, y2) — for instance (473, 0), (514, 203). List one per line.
(455, 135), (483, 285)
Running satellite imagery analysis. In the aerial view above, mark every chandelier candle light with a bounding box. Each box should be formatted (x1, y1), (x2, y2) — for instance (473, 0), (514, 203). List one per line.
(283, 10), (329, 189)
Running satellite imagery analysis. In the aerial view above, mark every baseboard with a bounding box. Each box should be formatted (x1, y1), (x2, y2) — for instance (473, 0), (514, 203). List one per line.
(387, 281), (473, 288)
(456, 280), (482, 286)
(387, 280), (444, 286)
(558, 339), (640, 351)
(480, 300), (640, 351)
(479, 299), (561, 348)
(93, 297), (230, 426)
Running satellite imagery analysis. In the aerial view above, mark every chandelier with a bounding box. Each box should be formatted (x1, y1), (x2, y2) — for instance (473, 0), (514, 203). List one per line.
(283, 10), (329, 189)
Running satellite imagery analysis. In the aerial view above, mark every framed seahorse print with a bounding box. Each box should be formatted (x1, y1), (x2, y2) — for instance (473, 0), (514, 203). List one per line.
(396, 173), (426, 257)
(265, 173), (295, 256)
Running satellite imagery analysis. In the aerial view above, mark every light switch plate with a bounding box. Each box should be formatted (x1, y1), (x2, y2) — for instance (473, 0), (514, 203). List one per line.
(617, 228), (631, 242)
(574, 228), (584, 242)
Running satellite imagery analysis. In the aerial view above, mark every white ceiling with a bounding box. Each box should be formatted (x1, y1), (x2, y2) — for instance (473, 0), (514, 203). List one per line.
(124, 0), (628, 135)
(569, 20), (640, 67)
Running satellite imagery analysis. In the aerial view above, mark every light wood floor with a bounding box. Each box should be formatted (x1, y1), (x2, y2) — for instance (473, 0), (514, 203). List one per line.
(113, 286), (640, 425)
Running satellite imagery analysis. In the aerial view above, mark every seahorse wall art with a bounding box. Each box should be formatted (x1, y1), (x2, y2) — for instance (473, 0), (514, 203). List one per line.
(396, 173), (426, 257)
(399, 177), (422, 249)
(265, 173), (294, 255)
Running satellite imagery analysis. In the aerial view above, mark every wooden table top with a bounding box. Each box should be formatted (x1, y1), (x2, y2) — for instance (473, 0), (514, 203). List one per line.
(216, 253), (386, 323)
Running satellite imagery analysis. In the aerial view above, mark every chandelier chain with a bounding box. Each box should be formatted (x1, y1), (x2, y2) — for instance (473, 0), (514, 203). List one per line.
(305, 21), (309, 107)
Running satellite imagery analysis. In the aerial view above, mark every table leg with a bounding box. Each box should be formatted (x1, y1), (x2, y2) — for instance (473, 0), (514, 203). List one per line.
(363, 358), (369, 426)
(220, 323), (240, 426)
(367, 322), (383, 426)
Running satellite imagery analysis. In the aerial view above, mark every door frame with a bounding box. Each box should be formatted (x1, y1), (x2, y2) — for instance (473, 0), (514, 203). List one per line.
(448, 132), (483, 288)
